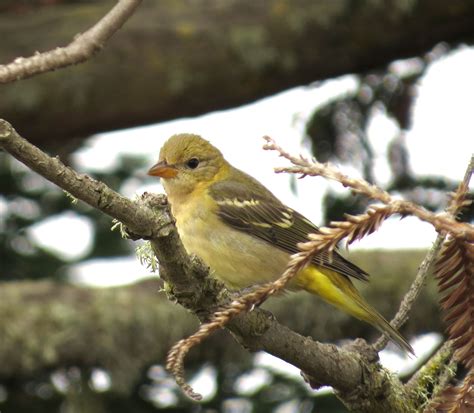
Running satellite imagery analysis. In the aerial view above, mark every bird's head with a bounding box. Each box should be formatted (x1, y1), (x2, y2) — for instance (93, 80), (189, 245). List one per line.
(148, 134), (228, 196)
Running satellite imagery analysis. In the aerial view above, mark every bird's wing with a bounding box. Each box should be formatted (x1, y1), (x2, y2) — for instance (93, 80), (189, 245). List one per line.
(209, 179), (369, 282)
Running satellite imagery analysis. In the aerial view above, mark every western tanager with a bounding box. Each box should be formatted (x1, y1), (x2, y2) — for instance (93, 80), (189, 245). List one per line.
(148, 134), (413, 353)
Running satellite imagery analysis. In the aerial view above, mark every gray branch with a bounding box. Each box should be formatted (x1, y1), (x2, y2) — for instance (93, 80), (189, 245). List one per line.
(0, 119), (418, 412)
(0, 0), (142, 83)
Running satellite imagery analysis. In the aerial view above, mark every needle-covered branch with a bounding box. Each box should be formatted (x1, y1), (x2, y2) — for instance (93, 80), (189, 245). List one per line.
(263, 137), (474, 411)
(0, 0), (142, 83)
(375, 154), (474, 353)
(263, 137), (474, 242)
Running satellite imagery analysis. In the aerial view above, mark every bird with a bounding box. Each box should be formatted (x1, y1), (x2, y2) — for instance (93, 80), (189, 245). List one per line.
(148, 133), (413, 353)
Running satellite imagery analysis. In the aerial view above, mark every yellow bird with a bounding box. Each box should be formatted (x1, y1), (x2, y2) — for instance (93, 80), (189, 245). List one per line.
(148, 134), (413, 353)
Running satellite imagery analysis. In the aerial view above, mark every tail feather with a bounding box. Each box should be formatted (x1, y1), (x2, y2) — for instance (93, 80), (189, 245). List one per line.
(359, 298), (414, 354)
(296, 265), (414, 354)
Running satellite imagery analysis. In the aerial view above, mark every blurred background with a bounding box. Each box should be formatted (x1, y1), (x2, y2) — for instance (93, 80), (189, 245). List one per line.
(1, 1), (473, 412)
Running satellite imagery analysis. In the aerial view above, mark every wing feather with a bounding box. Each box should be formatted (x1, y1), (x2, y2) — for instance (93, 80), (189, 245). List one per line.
(209, 178), (369, 282)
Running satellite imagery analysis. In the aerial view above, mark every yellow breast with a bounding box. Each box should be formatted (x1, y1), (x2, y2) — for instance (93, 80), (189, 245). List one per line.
(169, 190), (290, 289)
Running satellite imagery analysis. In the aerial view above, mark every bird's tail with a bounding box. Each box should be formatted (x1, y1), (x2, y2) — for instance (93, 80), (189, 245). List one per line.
(296, 265), (414, 354)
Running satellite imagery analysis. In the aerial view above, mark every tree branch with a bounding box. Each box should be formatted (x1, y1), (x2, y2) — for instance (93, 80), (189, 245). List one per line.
(0, 0), (142, 83)
(405, 341), (455, 409)
(374, 234), (444, 352)
(263, 137), (474, 242)
(0, 119), (162, 238)
(375, 154), (474, 352)
(0, 120), (414, 412)
(0, 265), (437, 391)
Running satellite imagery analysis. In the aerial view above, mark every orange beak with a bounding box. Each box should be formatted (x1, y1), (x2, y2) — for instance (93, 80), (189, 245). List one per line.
(147, 161), (178, 178)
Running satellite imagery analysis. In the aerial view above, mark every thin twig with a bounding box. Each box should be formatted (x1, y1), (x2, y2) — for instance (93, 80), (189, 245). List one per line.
(375, 154), (474, 352)
(304, 204), (397, 251)
(263, 137), (474, 242)
(0, 0), (142, 83)
(373, 234), (445, 352)
(263, 137), (474, 356)
(446, 154), (474, 216)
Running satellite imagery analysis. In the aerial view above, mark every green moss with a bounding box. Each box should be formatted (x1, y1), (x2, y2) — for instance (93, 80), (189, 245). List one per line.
(407, 345), (456, 410)
(136, 241), (159, 273)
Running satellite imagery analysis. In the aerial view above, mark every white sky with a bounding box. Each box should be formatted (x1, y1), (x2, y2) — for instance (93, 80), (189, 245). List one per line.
(22, 46), (473, 286)
(408, 45), (474, 179)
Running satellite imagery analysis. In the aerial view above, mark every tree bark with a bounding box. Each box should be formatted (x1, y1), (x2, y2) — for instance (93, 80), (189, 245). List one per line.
(0, 251), (441, 393)
(0, 279), (256, 393)
(1, 0), (474, 147)
(0, 120), (451, 412)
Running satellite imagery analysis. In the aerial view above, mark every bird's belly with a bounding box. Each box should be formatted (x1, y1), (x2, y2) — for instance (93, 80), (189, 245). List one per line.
(177, 212), (290, 289)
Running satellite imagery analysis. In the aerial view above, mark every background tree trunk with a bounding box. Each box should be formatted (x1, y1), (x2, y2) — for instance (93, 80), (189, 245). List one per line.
(0, 250), (441, 391)
(2, 0), (474, 147)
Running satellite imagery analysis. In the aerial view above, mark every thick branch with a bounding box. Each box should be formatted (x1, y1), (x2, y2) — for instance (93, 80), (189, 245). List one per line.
(0, 121), (413, 412)
(0, 254), (442, 379)
(0, 262), (440, 391)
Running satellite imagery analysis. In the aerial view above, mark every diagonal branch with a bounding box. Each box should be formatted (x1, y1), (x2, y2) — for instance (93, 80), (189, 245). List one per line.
(263, 136), (474, 412)
(0, 0), (142, 83)
(0, 119), (159, 237)
(375, 154), (474, 352)
(0, 120), (413, 413)
(373, 234), (445, 352)
(263, 137), (474, 242)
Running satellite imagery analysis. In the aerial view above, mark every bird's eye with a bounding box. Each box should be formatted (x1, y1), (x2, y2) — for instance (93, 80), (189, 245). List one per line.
(186, 158), (200, 169)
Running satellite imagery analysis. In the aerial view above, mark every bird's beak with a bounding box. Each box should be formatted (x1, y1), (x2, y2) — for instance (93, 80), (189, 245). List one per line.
(147, 161), (178, 178)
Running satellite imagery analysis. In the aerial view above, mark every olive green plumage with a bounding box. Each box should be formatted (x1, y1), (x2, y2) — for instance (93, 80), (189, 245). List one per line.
(148, 134), (413, 354)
